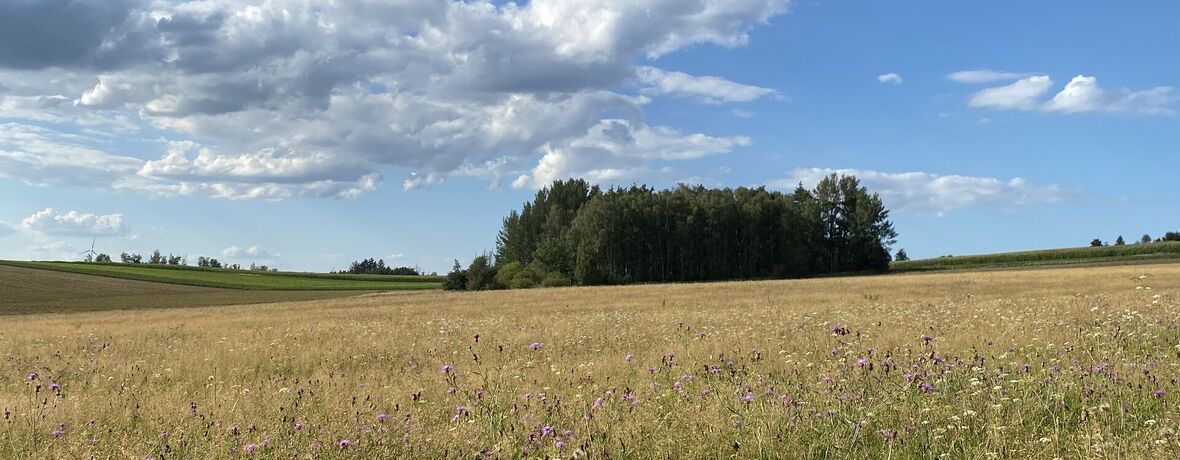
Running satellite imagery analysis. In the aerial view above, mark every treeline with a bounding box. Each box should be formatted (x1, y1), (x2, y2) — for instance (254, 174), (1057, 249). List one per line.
(445, 175), (897, 290)
(1091, 232), (1180, 247)
(338, 258), (420, 275)
(95, 250), (275, 271)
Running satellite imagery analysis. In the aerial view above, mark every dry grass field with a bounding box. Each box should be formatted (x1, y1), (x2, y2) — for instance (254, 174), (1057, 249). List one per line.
(1, 263), (1177, 458)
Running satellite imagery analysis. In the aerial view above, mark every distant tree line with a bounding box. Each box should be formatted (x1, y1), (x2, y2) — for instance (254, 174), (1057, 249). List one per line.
(445, 175), (897, 290)
(101, 250), (276, 271)
(1091, 232), (1180, 247)
(340, 258), (420, 275)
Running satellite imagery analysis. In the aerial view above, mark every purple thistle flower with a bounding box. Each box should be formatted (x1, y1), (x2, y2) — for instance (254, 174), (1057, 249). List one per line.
(1154, 389), (1166, 398)
(903, 372), (916, 382)
(376, 412), (387, 422)
(920, 334), (934, 344)
(855, 358), (867, 368)
(592, 397), (604, 410)
(293, 422), (303, 431)
(27, 372), (38, 381)
(919, 383), (935, 393)
(529, 342), (543, 350)
(625, 353), (634, 362)
(49, 383), (60, 392)
(441, 363), (454, 374)
(189, 402), (198, 417)
(541, 425), (554, 437)
(244, 443), (258, 454)
(555, 439), (566, 449)
(338, 439), (351, 448)
(159, 431), (169, 441)
(741, 392), (754, 403)
(51, 422), (66, 437)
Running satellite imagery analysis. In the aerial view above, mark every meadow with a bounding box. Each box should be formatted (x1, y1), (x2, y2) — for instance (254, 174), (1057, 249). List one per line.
(0, 261), (443, 291)
(891, 241), (1180, 272)
(0, 263), (1177, 458)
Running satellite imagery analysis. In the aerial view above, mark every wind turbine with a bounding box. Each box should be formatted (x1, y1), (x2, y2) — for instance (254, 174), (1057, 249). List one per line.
(79, 237), (98, 262)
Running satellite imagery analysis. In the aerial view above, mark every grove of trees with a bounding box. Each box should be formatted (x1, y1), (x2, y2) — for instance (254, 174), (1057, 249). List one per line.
(343, 258), (420, 275)
(447, 175), (898, 290)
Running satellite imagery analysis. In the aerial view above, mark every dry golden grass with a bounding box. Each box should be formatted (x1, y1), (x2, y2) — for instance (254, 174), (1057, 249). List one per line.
(1, 263), (1178, 458)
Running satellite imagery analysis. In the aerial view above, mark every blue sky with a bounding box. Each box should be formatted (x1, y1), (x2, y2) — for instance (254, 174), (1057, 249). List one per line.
(1, 0), (1177, 273)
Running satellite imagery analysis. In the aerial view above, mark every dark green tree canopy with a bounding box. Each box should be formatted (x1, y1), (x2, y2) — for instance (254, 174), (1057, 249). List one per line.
(483, 175), (897, 288)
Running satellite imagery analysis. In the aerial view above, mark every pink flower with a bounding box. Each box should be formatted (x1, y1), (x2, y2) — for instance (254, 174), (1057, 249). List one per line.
(625, 354), (634, 362)
(441, 364), (454, 374)
(244, 444), (259, 454)
(338, 439), (351, 448)
(529, 342), (543, 350)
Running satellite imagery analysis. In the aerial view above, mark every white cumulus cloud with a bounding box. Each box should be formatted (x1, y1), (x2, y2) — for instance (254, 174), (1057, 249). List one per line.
(635, 66), (777, 103)
(20, 208), (128, 236)
(1043, 75), (1173, 115)
(512, 119), (749, 189)
(877, 73), (903, 84)
(0, 0), (791, 199)
(775, 168), (1067, 215)
(222, 245), (279, 259)
(967, 76), (1054, 110)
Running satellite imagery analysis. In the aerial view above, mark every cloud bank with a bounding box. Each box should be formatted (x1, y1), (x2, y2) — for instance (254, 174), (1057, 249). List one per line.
(0, 0), (791, 199)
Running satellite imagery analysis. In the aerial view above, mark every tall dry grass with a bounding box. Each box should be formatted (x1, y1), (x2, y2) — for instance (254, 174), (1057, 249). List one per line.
(1, 264), (1177, 458)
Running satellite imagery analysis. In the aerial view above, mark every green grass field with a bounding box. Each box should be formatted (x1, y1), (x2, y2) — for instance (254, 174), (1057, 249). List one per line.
(0, 260), (443, 291)
(891, 241), (1180, 272)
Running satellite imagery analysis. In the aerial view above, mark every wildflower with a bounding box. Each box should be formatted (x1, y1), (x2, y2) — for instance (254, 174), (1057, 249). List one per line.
(592, 397), (604, 410)
(921, 334), (934, 344)
(244, 443), (258, 454)
(293, 422), (304, 431)
(189, 402), (198, 417)
(376, 412), (388, 422)
(159, 431), (169, 441)
(447, 387), (456, 394)
(27, 372), (38, 381)
(1154, 389), (1166, 398)
(877, 429), (897, 442)
(625, 354), (634, 362)
(920, 383), (935, 393)
(903, 373), (916, 382)
(529, 342), (543, 350)
(542, 426), (555, 437)
(441, 363), (454, 374)
(51, 422), (66, 437)
(856, 358), (867, 368)
(831, 325), (849, 336)
(3, 407), (9, 420)
(49, 383), (60, 392)
(229, 425), (240, 436)
(338, 439), (352, 448)
(742, 392), (754, 403)
(556, 439), (566, 449)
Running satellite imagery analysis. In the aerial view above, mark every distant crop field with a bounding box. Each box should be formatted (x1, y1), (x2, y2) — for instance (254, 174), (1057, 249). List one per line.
(892, 241), (1180, 272)
(0, 260), (443, 291)
(1, 263), (1177, 458)
(0, 265), (375, 315)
